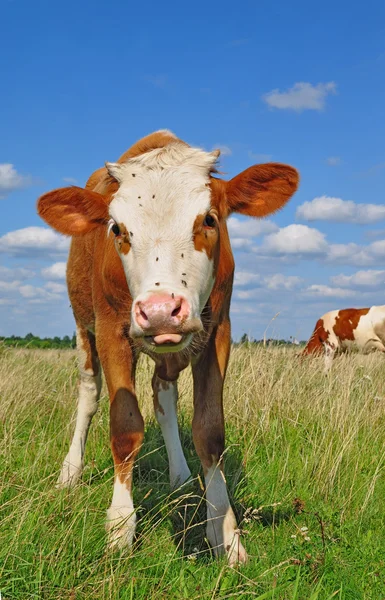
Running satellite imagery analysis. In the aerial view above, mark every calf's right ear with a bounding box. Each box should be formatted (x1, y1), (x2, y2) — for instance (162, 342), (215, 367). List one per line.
(37, 187), (109, 236)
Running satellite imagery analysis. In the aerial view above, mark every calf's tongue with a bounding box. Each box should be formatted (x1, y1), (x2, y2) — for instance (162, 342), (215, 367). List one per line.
(153, 333), (182, 345)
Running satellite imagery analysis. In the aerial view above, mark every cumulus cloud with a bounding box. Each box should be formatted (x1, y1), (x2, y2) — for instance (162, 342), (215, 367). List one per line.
(263, 81), (337, 112)
(265, 274), (303, 290)
(234, 272), (262, 287)
(297, 196), (385, 224)
(326, 243), (372, 266)
(230, 238), (253, 250)
(365, 228), (385, 239)
(41, 262), (67, 280)
(0, 280), (22, 293)
(331, 269), (385, 288)
(0, 227), (70, 258)
(0, 164), (32, 199)
(304, 284), (355, 298)
(228, 216), (278, 238)
(234, 272), (302, 292)
(0, 266), (35, 280)
(262, 224), (328, 255)
(326, 156), (342, 166)
(19, 281), (67, 302)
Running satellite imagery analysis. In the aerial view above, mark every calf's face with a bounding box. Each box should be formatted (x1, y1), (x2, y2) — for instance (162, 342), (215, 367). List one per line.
(37, 138), (299, 354)
(105, 146), (220, 352)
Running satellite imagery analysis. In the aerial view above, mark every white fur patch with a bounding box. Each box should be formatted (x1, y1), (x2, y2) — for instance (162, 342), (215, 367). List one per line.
(107, 143), (219, 326)
(205, 464), (247, 565)
(57, 327), (101, 488)
(106, 477), (136, 550)
(154, 379), (191, 488)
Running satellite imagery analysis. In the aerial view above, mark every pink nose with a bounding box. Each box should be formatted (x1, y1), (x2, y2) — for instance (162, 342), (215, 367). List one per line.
(134, 294), (190, 332)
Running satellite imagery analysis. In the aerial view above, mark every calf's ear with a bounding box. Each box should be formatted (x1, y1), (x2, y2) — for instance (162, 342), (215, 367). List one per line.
(225, 163), (299, 217)
(37, 187), (109, 236)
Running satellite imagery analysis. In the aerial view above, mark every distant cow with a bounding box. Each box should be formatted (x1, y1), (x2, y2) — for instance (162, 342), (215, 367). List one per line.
(303, 306), (385, 370)
(37, 130), (298, 565)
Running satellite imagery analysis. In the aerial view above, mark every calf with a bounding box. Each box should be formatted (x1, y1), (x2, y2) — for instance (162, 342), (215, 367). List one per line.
(303, 306), (385, 371)
(37, 130), (299, 564)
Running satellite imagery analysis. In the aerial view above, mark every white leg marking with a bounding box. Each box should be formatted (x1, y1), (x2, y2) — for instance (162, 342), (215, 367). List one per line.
(106, 477), (136, 550)
(57, 371), (101, 487)
(324, 343), (336, 373)
(57, 328), (101, 488)
(154, 378), (191, 489)
(205, 464), (247, 566)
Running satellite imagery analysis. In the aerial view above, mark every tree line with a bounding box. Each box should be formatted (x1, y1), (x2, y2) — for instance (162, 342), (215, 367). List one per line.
(0, 333), (76, 349)
(0, 332), (306, 350)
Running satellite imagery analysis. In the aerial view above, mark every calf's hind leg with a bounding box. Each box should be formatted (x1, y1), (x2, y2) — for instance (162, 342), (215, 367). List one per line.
(152, 370), (191, 489)
(57, 326), (101, 488)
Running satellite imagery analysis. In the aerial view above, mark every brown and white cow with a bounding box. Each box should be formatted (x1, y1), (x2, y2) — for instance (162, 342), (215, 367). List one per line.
(37, 130), (299, 565)
(303, 306), (385, 371)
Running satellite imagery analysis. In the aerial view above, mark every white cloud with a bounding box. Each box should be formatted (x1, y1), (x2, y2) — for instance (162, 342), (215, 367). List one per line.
(331, 269), (385, 288)
(265, 274), (303, 290)
(215, 145), (232, 156)
(263, 81), (337, 112)
(234, 272), (262, 287)
(248, 151), (273, 162)
(231, 238), (253, 250)
(0, 280), (22, 293)
(44, 282), (67, 294)
(19, 282), (66, 301)
(304, 284), (355, 298)
(326, 156), (342, 166)
(41, 262), (67, 280)
(297, 196), (385, 224)
(234, 272), (302, 292)
(326, 243), (371, 266)
(0, 227), (70, 258)
(370, 239), (385, 256)
(0, 164), (32, 199)
(262, 224), (328, 255)
(365, 228), (385, 239)
(228, 216), (278, 238)
(0, 266), (35, 280)
(62, 177), (78, 184)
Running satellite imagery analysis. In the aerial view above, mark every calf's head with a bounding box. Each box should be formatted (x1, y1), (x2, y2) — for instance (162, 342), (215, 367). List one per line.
(37, 133), (299, 353)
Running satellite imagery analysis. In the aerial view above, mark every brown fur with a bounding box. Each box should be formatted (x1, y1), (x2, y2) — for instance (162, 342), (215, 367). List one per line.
(303, 318), (329, 355)
(193, 213), (218, 259)
(333, 308), (370, 341)
(37, 131), (299, 557)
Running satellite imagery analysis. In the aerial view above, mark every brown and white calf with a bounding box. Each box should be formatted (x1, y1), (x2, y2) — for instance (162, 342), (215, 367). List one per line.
(303, 306), (385, 371)
(37, 130), (299, 564)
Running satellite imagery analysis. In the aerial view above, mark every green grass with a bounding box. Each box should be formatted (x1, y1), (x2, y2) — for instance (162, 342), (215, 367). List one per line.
(0, 346), (384, 599)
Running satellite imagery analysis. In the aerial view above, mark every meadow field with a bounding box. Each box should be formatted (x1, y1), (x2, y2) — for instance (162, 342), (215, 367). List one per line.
(0, 345), (384, 599)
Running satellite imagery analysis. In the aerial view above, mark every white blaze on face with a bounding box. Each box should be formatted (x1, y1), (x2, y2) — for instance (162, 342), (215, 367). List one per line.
(107, 144), (219, 328)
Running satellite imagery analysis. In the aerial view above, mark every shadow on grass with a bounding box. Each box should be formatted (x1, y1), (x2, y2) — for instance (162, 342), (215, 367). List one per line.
(82, 419), (295, 560)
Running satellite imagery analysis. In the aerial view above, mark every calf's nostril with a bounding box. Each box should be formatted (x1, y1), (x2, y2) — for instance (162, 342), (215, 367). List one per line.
(140, 309), (148, 321)
(171, 305), (181, 317)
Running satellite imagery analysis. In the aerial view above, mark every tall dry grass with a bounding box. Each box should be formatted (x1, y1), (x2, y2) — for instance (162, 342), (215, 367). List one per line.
(0, 345), (384, 598)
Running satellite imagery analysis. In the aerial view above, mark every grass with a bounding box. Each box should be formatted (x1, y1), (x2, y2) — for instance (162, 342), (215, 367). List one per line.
(0, 345), (384, 599)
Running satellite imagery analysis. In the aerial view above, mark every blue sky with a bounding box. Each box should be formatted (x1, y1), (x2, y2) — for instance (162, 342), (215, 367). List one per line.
(1, 0), (385, 341)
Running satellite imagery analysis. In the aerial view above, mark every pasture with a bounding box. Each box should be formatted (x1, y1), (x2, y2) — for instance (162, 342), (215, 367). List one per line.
(0, 345), (384, 599)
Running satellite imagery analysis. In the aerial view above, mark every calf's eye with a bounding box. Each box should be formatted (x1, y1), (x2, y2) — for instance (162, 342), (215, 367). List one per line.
(203, 214), (216, 228)
(111, 223), (120, 236)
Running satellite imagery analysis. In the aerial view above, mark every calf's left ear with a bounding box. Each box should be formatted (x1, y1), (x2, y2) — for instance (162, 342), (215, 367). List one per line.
(225, 163), (299, 218)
